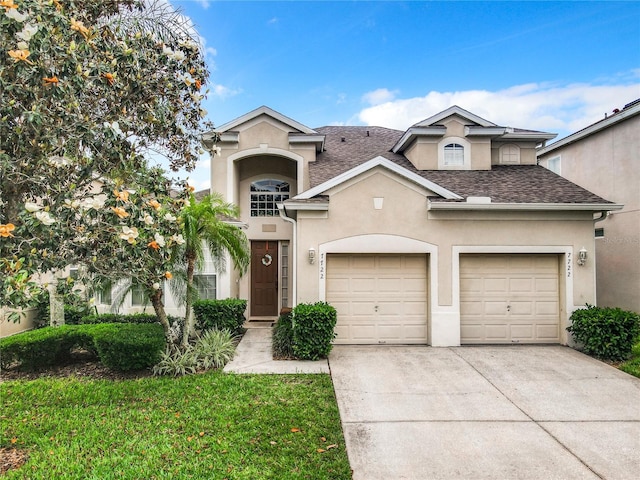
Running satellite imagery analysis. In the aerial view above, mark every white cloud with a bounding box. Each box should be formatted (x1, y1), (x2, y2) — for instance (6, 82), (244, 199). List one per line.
(210, 83), (242, 99)
(194, 0), (210, 8)
(358, 77), (640, 137)
(362, 88), (398, 106)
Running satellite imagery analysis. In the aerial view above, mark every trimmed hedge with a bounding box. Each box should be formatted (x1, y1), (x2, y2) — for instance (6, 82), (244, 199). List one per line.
(0, 323), (165, 371)
(567, 305), (640, 361)
(91, 323), (165, 371)
(292, 302), (337, 361)
(193, 299), (247, 334)
(80, 313), (159, 324)
(272, 309), (295, 359)
(0, 326), (94, 371)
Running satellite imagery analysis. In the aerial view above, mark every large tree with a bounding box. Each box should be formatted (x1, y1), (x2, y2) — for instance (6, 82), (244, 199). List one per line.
(0, 0), (216, 326)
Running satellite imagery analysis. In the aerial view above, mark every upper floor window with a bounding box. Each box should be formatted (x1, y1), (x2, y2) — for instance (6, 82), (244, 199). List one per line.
(500, 144), (521, 164)
(250, 179), (290, 217)
(444, 143), (464, 166)
(438, 137), (470, 169)
(546, 155), (561, 175)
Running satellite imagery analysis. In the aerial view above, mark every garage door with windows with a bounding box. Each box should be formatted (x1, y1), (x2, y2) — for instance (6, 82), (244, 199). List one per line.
(460, 254), (561, 344)
(326, 254), (428, 345)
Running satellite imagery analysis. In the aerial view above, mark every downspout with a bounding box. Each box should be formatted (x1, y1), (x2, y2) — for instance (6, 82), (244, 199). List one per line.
(278, 204), (297, 308)
(594, 211), (610, 223)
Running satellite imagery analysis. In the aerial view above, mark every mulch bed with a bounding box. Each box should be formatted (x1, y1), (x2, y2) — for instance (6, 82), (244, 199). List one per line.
(0, 350), (154, 382)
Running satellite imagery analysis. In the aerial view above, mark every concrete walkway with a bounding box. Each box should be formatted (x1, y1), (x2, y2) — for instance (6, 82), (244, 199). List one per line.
(223, 325), (329, 374)
(330, 345), (640, 480)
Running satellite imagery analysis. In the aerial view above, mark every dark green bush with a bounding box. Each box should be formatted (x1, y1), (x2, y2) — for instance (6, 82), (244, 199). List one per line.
(64, 305), (94, 325)
(80, 313), (159, 324)
(0, 323), (164, 371)
(92, 323), (165, 371)
(0, 326), (94, 370)
(292, 302), (337, 361)
(194, 299), (247, 334)
(567, 305), (640, 361)
(272, 309), (295, 359)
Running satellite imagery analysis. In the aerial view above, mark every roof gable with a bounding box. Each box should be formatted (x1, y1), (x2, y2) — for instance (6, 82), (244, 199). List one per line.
(215, 106), (318, 134)
(413, 105), (497, 128)
(295, 156), (462, 200)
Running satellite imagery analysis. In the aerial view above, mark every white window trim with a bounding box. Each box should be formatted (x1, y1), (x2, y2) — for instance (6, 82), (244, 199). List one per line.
(438, 137), (471, 170)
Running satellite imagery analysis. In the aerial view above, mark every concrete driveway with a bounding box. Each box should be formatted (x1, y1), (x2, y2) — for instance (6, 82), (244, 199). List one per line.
(329, 345), (640, 480)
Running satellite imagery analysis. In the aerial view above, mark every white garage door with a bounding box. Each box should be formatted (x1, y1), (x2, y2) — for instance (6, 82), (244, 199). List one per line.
(327, 254), (428, 344)
(460, 254), (560, 344)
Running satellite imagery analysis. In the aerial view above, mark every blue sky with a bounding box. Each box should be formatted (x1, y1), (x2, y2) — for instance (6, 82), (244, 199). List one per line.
(168, 1), (640, 189)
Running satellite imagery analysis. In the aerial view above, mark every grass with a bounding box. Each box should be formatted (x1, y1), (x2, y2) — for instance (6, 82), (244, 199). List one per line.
(0, 372), (352, 479)
(619, 340), (640, 378)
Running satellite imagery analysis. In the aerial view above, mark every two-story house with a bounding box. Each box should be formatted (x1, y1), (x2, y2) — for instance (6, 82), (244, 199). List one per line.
(202, 105), (621, 346)
(538, 99), (639, 313)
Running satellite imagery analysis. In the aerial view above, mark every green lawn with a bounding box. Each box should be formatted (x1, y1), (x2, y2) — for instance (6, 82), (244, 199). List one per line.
(619, 340), (640, 378)
(0, 372), (352, 479)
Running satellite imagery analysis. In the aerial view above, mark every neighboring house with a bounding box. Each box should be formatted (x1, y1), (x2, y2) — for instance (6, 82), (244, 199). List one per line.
(202, 105), (622, 346)
(537, 99), (640, 313)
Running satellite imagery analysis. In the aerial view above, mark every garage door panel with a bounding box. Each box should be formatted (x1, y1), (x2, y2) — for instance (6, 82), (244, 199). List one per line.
(510, 301), (533, 315)
(511, 325), (534, 341)
(536, 301), (559, 315)
(328, 254), (428, 345)
(460, 254), (560, 344)
(485, 278), (508, 292)
(485, 325), (509, 341)
(510, 278), (534, 292)
(404, 277), (428, 292)
(536, 324), (560, 339)
(351, 256), (376, 269)
(536, 278), (559, 292)
(485, 301), (509, 315)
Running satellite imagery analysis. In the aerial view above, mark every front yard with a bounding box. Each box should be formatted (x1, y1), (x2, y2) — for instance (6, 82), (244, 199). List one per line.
(0, 372), (352, 479)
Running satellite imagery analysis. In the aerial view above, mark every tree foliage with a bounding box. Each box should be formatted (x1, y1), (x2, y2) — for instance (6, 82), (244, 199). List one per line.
(0, 0), (216, 327)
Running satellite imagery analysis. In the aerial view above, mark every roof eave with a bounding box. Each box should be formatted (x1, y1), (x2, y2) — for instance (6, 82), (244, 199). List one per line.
(391, 126), (446, 153)
(296, 155), (462, 200)
(278, 201), (329, 211)
(288, 134), (326, 153)
(538, 102), (640, 156)
(428, 202), (624, 212)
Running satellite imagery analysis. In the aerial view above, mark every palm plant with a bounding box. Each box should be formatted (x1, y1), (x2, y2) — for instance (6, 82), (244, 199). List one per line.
(172, 193), (250, 347)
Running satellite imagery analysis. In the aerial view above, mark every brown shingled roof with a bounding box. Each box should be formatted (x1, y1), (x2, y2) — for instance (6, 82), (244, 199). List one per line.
(309, 126), (613, 205)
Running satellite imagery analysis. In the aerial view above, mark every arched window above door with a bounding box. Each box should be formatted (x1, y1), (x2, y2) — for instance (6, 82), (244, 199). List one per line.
(250, 179), (290, 217)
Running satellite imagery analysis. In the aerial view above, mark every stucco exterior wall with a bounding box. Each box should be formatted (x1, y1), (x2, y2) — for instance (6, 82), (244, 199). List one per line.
(294, 169), (597, 345)
(538, 113), (639, 312)
(212, 119), (318, 202)
(1, 308), (37, 338)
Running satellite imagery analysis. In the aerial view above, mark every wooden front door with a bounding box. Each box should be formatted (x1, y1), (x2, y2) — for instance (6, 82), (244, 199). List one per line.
(251, 241), (279, 317)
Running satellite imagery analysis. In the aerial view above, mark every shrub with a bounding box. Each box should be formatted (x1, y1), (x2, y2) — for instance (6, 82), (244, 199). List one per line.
(193, 329), (237, 370)
(272, 310), (295, 359)
(153, 328), (236, 376)
(80, 313), (159, 324)
(567, 305), (640, 361)
(292, 302), (337, 361)
(64, 304), (94, 325)
(193, 299), (247, 334)
(152, 345), (199, 377)
(92, 323), (165, 371)
(0, 325), (94, 370)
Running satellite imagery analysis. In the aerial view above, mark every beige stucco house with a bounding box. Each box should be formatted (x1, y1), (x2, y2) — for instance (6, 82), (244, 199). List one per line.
(538, 99), (639, 313)
(203, 105), (622, 346)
